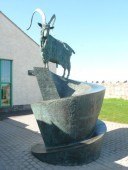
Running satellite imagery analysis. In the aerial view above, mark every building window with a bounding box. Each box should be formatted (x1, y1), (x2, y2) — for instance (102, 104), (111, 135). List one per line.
(0, 59), (12, 107)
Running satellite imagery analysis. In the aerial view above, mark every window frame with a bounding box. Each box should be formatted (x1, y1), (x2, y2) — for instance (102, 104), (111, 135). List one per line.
(0, 59), (12, 108)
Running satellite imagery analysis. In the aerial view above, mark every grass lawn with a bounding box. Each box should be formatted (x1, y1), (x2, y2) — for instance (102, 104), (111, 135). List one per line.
(99, 98), (128, 124)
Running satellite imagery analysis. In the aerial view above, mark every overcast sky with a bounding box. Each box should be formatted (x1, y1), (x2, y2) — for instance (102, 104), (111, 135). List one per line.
(1, 0), (128, 82)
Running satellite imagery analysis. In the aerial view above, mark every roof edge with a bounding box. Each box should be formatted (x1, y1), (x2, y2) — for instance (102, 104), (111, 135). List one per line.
(0, 11), (39, 47)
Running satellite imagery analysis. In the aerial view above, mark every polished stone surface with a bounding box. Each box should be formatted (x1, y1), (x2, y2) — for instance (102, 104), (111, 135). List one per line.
(34, 67), (60, 100)
(31, 68), (106, 165)
(31, 69), (105, 147)
(31, 120), (106, 165)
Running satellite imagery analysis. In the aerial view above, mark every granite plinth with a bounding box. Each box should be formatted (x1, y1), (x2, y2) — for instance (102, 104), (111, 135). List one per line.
(31, 68), (106, 165)
(31, 78), (105, 147)
(31, 120), (106, 165)
(34, 67), (60, 100)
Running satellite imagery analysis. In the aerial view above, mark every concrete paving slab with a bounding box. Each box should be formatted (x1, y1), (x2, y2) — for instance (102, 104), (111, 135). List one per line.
(0, 114), (128, 170)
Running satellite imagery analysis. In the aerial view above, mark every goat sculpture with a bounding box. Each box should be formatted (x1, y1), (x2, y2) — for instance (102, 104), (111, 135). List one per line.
(27, 8), (75, 78)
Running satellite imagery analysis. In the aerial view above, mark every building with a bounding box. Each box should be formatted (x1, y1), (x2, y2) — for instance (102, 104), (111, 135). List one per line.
(0, 11), (56, 112)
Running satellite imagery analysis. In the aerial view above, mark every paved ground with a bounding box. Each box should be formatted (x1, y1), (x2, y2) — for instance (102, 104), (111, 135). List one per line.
(0, 114), (128, 170)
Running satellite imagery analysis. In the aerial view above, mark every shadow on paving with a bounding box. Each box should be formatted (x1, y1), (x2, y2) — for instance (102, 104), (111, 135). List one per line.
(98, 127), (128, 169)
(0, 109), (33, 121)
(0, 117), (128, 169)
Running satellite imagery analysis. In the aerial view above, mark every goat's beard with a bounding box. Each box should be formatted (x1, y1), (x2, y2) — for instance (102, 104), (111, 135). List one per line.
(42, 38), (47, 48)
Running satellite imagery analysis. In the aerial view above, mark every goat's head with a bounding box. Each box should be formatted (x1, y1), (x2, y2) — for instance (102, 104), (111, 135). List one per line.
(27, 8), (56, 47)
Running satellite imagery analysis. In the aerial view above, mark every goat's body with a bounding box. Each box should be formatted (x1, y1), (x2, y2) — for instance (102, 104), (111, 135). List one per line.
(41, 35), (75, 78)
(27, 9), (75, 78)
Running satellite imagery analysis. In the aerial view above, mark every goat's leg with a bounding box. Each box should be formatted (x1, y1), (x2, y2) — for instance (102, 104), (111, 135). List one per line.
(67, 63), (71, 79)
(46, 62), (49, 69)
(44, 62), (49, 69)
(44, 63), (47, 68)
(62, 68), (66, 78)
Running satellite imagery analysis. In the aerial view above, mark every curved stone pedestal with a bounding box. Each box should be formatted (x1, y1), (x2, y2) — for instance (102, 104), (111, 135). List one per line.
(31, 120), (106, 166)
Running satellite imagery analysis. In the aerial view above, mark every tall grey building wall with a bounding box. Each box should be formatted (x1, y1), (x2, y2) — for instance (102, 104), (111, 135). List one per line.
(0, 12), (56, 106)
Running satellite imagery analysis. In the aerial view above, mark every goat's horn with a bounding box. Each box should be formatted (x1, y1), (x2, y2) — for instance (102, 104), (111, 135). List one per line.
(48, 14), (56, 26)
(27, 8), (46, 30)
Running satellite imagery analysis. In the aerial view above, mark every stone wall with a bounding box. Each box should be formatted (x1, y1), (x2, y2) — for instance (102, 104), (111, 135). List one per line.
(99, 81), (128, 99)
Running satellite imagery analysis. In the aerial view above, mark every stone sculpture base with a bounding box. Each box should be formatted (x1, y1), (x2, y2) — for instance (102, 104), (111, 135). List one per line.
(31, 120), (106, 166)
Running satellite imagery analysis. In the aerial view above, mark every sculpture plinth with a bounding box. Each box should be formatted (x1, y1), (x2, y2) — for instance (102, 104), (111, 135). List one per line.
(31, 120), (106, 165)
(30, 68), (106, 165)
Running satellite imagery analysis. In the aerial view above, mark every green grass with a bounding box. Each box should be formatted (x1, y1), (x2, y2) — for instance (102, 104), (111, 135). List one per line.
(99, 98), (128, 124)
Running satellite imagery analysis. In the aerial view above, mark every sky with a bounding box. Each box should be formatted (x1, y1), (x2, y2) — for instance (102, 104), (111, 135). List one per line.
(1, 0), (128, 82)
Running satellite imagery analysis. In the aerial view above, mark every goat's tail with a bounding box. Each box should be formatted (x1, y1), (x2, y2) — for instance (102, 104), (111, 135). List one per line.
(72, 49), (75, 54)
(69, 47), (75, 54)
(64, 43), (75, 54)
